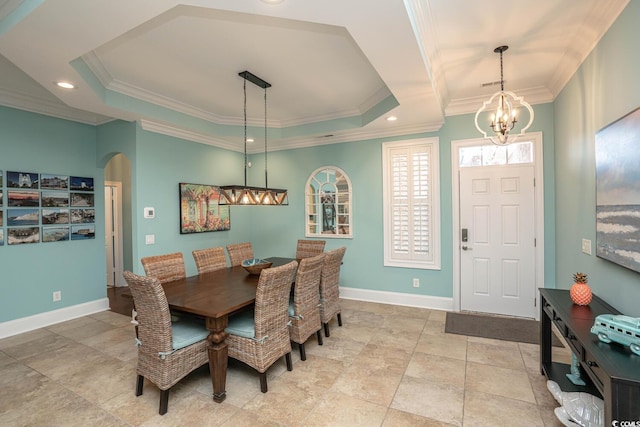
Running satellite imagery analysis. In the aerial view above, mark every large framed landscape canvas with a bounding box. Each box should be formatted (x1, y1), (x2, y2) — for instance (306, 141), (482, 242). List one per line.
(595, 107), (640, 273)
(179, 183), (230, 233)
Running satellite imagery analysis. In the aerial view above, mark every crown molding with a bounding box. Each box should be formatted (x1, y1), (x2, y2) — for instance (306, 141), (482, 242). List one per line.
(0, 87), (112, 125)
(444, 86), (554, 117)
(138, 119), (240, 151)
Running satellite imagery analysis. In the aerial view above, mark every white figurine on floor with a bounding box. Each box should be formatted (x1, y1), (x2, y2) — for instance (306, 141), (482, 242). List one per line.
(547, 380), (604, 427)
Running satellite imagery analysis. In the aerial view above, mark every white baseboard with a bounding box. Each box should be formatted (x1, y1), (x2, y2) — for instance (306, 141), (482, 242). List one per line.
(0, 298), (110, 339)
(339, 287), (453, 311)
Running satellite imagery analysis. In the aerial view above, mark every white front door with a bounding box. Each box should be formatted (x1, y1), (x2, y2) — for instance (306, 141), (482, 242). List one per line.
(459, 165), (536, 318)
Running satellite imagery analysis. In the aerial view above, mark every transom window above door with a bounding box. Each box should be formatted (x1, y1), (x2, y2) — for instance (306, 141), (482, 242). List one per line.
(459, 141), (533, 167)
(305, 167), (352, 238)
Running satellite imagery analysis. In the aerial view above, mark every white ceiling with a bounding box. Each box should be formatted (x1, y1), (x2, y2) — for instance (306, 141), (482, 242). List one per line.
(0, 0), (629, 152)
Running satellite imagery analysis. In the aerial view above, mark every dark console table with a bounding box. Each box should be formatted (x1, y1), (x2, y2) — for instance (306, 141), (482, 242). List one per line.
(540, 288), (640, 425)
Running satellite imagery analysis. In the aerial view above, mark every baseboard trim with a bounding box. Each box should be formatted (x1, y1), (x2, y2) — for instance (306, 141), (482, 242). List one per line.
(0, 298), (110, 339)
(339, 287), (453, 311)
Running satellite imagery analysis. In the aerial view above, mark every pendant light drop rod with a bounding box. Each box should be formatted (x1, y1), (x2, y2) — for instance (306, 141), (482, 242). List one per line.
(218, 71), (288, 206)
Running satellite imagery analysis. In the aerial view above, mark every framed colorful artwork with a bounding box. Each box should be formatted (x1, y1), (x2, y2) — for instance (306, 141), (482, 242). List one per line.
(179, 183), (230, 233)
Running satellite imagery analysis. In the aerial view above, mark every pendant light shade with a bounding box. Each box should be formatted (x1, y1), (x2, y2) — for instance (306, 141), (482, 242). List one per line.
(219, 71), (288, 206)
(474, 46), (534, 146)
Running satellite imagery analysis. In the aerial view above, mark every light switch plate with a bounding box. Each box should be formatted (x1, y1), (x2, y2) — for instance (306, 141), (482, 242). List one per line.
(581, 238), (592, 255)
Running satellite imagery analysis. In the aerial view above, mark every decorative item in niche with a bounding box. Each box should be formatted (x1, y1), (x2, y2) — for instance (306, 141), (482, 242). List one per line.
(595, 106), (640, 274)
(305, 166), (352, 238)
(180, 183), (230, 233)
(7, 171), (38, 189)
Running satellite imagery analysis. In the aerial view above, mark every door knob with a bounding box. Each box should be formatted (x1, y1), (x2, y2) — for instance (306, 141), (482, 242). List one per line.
(462, 245), (472, 251)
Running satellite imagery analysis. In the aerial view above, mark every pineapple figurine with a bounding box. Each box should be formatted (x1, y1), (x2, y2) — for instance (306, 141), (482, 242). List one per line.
(570, 272), (592, 305)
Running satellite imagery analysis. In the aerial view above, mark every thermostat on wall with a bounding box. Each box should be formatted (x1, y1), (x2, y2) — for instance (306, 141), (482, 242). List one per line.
(144, 207), (155, 219)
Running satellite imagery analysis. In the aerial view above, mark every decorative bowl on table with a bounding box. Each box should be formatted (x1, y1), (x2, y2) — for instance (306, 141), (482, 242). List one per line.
(241, 258), (273, 275)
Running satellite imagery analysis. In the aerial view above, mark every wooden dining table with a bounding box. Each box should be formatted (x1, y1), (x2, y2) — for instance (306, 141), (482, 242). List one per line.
(160, 257), (295, 403)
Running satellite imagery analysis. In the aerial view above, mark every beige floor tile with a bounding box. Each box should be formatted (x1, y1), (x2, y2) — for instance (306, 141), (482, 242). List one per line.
(280, 353), (348, 391)
(53, 319), (119, 342)
(381, 314), (427, 334)
(519, 342), (541, 371)
(0, 328), (55, 350)
(389, 305), (432, 320)
(404, 352), (466, 388)
(528, 369), (560, 409)
(304, 334), (366, 364)
(220, 408), (285, 426)
(0, 332), (74, 360)
(414, 331), (468, 361)
(466, 340), (526, 370)
(467, 335), (520, 349)
(383, 408), (457, 426)
(428, 310), (448, 322)
(341, 308), (387, 328)
(463, 389), (544, 426)
(422, 319), (446, 336)
(391, 376), (464, 426)
(243, 373), (327, 425)
(304, 391), (388, 427)
(45, 316), (104, 333)
(332, 360), (404, 406)
(465, 361), (536, 403)
(0, 350), (16, 368)
(23, 341), (113, 380)
(80, 326), (138, 361)
(90, 310), (133, 327)
(325, 321), (376, 344)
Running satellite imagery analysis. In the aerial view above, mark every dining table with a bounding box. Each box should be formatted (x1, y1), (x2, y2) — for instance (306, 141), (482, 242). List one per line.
(160, 256), (295, 403)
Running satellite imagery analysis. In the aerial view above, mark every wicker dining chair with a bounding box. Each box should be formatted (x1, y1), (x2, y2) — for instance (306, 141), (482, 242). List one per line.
(226, 242), (254, 267)
(319, 246), (347, 337)
(288, 253), (325, 360)
(224, 261), (297, 392)
(295, 239), (326, 259)
(123, 271), (209, 415)
(192, 247), (227, 274)
(140, 252), (186, 283)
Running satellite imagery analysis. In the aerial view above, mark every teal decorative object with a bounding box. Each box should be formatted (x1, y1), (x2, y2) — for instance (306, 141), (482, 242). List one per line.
(566, 352), (586, 386)
(590, 314), (640, 356)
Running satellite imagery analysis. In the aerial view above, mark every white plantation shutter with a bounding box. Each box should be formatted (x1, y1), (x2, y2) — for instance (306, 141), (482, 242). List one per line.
(383, 139), (440, 269)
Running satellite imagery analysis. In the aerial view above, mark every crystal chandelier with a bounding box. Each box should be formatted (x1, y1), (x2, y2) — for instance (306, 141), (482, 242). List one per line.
(219, 71), (288, 206)
(474, 46), (534, 146)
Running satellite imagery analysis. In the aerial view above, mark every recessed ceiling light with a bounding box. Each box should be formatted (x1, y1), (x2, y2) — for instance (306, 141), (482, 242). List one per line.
(56, 81), (75, 89)
(246, 138), (255, 143)
(386, 116), (397, 121)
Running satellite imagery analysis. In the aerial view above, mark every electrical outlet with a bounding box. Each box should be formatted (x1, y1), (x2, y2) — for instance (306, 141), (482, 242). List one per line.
(413, 278), (420, 288)
(581, 238), (592, 255)
(53, 291), (61, 302)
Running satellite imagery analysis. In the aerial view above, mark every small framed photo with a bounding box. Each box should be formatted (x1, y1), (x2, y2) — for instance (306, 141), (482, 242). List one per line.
(42, 226), (70, 242)
(8, 227), (39, 244)
(7, 171), (39, 189)
(70, 176), (94, 191)
(42, 191), (69, 207)
(8, 190), (39, 207)
(0, 228), (4, 246)
(71, 224), (95, 240)
(7, 208), (39, 226)
(71, 208), (95, 224)
(43, 208), (70, 224)
(70, 192), (94, 207)
(0, 210), (3, 226)
(40, 174), (69, 190)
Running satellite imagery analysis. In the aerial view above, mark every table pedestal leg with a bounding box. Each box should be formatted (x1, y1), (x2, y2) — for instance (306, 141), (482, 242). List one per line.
(206, 316), (228, 403)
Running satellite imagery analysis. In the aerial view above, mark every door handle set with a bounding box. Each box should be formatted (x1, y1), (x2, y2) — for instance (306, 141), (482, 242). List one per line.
(461, 245), (473, 251)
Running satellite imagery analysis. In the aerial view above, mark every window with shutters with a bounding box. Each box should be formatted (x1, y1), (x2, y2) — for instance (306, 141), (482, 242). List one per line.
(382, 138), (440, 269)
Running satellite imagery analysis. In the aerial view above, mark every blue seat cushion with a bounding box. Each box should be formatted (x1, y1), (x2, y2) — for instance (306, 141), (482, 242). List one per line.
(288, 297), (295, 317)
(171, 318), (209, 350)
(225, 310), (255, 339)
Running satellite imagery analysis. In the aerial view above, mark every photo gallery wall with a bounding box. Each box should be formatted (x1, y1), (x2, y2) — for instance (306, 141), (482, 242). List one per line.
(0, 170), (95, 246)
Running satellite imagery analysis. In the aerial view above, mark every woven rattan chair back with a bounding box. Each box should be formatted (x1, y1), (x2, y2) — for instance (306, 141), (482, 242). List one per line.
(192, 247), (227, 274)
(289, 253), (325, 360)
(123, 271), (209, 415)
(226, 242), (254, 267)
(226, 261), (297, 392)
(140, 252), (186, 283)
(319, 246), (347, 337)
(295, 239), (326, 259)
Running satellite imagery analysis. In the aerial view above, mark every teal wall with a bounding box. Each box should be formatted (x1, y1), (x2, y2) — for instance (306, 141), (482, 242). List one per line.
(0, 106), (105, 322)
(554, 0), (640, 316)
(3, 1), (639, 325)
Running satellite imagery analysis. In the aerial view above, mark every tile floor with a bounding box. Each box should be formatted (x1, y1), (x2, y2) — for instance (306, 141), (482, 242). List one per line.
(0, 299), (572, 426)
